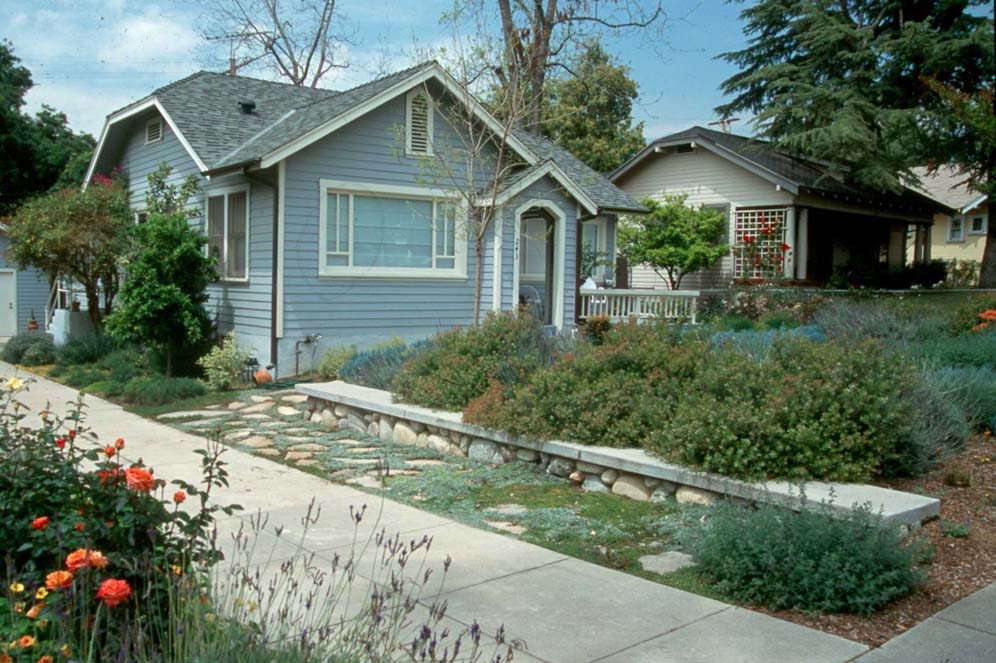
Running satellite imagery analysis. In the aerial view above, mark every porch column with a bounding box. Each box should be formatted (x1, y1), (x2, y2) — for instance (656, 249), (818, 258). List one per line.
(783, 207), (796, 279)
(795, 208), (809, 280)
(923, 225), (932, 261)
(913, 225), (923, 263)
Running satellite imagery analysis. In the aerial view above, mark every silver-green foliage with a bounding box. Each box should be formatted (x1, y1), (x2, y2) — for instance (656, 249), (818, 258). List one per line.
(198, 332), (250, 391)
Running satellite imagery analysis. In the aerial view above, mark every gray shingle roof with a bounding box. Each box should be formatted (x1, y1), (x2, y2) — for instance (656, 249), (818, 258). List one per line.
(911, 166), (984, 211)
(514, 130), (646, 213)
(617, 126), (947, 214)
(116, 63), (639, 214)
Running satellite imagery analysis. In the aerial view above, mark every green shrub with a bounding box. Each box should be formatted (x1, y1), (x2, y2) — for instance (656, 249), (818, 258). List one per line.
(62, 365), (107, 389)
(198, 332), (250, 390)
(911, 331), (996, 369)
(583, 315), (612, 345)
(692, 502), (927, 614)
(465, 322), (699, 447)
(393, 312), (545, 410)
(122, 376), (207, 405)
(2, 331), (54, 364)
(57, 332), (121, 366)
(20, 337), (57, 365)
(646, 337), (915, 481)
(947, 294), (996, 333)
(714, 313), (755, 331)
(317, 344), (357, 380)
(758, 309), (801, 330)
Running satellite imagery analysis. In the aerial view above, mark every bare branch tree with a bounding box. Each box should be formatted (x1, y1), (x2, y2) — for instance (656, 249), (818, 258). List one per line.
(451, 0), (667, 134)
(203, 0), (350, 86)
(404, 36), (533, 324)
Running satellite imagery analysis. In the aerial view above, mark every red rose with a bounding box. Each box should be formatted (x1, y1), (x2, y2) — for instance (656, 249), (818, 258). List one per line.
(125, 466), (155, 492)
(104, 445), (115, 457)
(173, 491), (186, 504)
(31, 516), (49, 531)
(780, 243), (791, 252)
(96, 578), (132, 608)
(56, 438), (66, 449)
(114, 438), (125, 450)
(75, 522), (85, 532)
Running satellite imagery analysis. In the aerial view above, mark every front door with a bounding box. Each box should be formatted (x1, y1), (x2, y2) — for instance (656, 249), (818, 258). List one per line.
(0, 272), (16, 337)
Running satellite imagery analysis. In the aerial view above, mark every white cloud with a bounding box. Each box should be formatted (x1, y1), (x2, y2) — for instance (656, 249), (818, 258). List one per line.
(95, 9), (201, 66)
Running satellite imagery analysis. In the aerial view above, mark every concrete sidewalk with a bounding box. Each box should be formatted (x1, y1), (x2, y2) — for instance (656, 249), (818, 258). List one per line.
(2, 364), (879, 662)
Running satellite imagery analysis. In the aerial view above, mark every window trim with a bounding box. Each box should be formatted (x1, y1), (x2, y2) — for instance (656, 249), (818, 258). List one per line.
(145, 119), (163, 145)
(317, 179), (467, 279)
(405, 88), (434, 157)
(203, 183), (251, 283)
(134, 210), (148, 225)
(948, 217), (965, 242)
(968, 214), (988, 236)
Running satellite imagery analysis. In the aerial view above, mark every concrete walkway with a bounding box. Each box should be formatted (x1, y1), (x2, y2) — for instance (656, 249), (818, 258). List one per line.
(3, 363), (918, 662)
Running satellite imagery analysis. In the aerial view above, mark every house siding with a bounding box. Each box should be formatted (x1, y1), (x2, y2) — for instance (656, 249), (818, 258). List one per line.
(0, 235), (49, 334)
(113, 112), (274, 361)
(614, 148), (794, 290)
(279, 89), (496, 373)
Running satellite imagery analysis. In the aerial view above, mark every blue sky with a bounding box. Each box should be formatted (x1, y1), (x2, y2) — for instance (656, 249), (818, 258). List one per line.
(5, 0), (750, 140)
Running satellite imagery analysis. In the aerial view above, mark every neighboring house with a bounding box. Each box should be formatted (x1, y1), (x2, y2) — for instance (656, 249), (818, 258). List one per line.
(610, 126), (946, 289)
(0, 229), (49, 338)
(910, 165), (988, 270)
(85, 62), (643, 376)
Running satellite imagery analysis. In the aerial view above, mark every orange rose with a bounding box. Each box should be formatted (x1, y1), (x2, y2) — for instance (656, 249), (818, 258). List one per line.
(125, 467), (155, 492)
(45, 571), (73, 590)
(25, 604), (42, 619)
(114, 437), (125, 449)
(18, 635), (36, 647)
(0, 653), (10, 663)
(173, 491), (186, 504)
(65, 549), (108, 572)
(95, 578), (131, 608)
(31, 516), (49, 531)
(37, 657), (54, 663)
(103, 445), (115, 457)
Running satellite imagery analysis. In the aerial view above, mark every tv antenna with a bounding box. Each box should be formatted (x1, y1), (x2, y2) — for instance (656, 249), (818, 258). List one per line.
(709, 117), (740, 133)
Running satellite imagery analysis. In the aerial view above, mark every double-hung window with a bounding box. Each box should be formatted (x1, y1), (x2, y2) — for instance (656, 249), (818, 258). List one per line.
(969, 215), (987, 235)
(206, 186), (249, 281)
(948, 217), (964, 242)
(319, 180), (465, 278)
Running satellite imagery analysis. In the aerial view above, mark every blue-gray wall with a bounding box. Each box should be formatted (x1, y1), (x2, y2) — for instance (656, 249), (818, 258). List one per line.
(0, 235), (49, 334)
(112, 112), (275, 364)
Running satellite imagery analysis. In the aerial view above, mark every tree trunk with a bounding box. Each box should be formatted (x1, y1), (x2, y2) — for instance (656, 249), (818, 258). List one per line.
(84, 281), (102, 329)
(473, 236), (484, 325)
(978, 198), (996, 287)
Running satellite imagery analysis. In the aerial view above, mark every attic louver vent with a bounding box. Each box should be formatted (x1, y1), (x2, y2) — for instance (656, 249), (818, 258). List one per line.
(406, 90), (432, 156)
(145, 120), (163, 144)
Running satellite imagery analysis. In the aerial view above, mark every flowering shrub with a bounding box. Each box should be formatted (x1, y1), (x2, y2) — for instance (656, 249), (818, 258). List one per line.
(197, 332), (251, 390)
(0, 377), (239, 660)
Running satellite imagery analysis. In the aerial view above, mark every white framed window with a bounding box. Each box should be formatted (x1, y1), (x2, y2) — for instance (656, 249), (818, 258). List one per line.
(134, 210), (148, 225)
(205, 185), (250, 281)
(520, 216), (551, 282)
(580, 218), (608, 281)
(733, 208), (788, 278)
(145, 119), (163, 144)
(405, 89), (433, 156)
(318, 179), (466, 279)
(969, 215), (988, 235)
(948, 217), (964, 242)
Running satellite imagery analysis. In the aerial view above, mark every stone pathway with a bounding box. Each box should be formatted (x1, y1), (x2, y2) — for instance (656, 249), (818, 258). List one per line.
(5, 363), (880, 662)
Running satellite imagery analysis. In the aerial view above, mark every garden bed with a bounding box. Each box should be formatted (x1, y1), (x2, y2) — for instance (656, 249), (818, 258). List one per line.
(296, 381), (940, 527)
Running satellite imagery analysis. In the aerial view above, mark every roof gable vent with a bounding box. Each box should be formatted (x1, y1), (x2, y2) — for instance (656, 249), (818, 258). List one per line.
(406, 89), (433, 156)
(145, 119), (163, 144)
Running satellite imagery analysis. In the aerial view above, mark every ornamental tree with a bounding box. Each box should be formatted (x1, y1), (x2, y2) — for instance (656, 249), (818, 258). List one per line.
(4, 175), (132, 328)
(106, 212), (217, 376)
(618, 195), (728, 290)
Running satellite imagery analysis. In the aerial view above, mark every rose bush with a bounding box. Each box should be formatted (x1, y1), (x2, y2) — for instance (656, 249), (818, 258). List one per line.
(0, 378), (241, 661)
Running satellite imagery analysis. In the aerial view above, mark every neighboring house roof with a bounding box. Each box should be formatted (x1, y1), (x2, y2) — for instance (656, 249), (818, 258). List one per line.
(87, 62), (643, 215)
(611, 125), (946, 216)
(911, 166), (987, 214)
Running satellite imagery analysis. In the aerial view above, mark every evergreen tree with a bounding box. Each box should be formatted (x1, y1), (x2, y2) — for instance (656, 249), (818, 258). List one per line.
(542, 41), (646, 173)
(717, 0), (993, 193)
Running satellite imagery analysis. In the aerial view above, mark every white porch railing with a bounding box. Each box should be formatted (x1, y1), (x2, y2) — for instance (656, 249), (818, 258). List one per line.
(579, 288), (699, 324)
